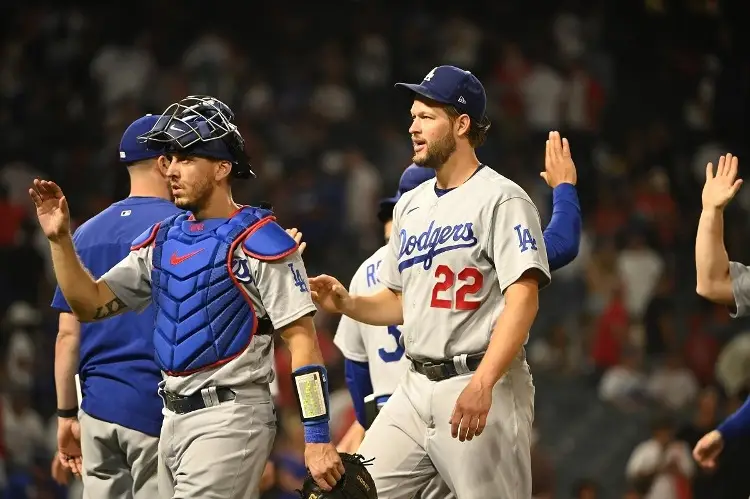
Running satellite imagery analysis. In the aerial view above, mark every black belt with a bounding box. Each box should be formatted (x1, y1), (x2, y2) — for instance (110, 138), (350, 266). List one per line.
(409, 353), (484, 382)
(162, 387), (236, 415)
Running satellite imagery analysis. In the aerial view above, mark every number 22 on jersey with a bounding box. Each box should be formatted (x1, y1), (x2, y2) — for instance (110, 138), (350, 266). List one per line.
(430, 265), (483, 310)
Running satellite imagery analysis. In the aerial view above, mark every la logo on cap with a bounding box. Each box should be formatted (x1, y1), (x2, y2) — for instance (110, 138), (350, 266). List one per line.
(423, 67), (437, 82)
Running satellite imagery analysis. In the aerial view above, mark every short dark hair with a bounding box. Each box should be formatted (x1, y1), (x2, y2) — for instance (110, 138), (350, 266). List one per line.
(443, 106), (491, 148)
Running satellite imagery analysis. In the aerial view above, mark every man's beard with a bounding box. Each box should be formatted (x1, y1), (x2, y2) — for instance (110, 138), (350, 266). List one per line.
(174, 178), (213, 214)
(412, 131), (457, 169)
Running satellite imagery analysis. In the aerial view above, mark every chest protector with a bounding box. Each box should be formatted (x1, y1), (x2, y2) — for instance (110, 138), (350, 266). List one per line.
(133, 206), (298, 375)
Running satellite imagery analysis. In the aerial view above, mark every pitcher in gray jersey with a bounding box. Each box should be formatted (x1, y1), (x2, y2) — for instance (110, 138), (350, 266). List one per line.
(311, 66), (550, 498)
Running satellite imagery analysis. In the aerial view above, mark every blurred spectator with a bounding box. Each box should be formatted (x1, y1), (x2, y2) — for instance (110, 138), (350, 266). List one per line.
(599, 347), (648, 410)
(682, 311), (722, 388)
(531, 426), (555, 499)
(626, 415), (694, 499)
(616, 231), (665, 320)
(643, 274), (676, 359)
(590, 286), (630, 377)
(571, 478), (600, 499)
(676, 387), (720, 499)
(715, 332), (750, 398)
(646, 351), (699, 412)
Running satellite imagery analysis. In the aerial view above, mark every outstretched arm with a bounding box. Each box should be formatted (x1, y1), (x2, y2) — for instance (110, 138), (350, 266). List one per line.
(539, 131), (581, 271)
(695, 154), (743, 306)
(543, 184), (581, 271)
(30, 179), (128, 322)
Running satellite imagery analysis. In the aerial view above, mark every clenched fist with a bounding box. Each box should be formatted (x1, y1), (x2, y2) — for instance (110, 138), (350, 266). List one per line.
(305, 442), (345, 491)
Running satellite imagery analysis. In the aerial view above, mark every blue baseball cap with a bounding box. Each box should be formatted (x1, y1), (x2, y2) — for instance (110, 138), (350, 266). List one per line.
(394, 65), (486, 122)
(119, 115), (165, 164)
(377, 164), (436, 223)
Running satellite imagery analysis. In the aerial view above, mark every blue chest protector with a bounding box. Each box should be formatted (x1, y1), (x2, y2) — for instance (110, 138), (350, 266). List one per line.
(134, 206), (298, 375)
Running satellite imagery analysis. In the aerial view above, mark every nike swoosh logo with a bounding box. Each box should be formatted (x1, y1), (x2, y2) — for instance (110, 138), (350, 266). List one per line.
(170, 248), (204, 265)
(406, 207), (420, 215)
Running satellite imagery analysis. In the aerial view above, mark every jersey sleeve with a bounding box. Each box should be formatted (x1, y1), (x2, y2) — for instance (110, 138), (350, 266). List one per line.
(99, 246), (154, 313)
(252, 251), (316, 330)
(333, 272), (368, 362)
(489, 197), (551, 293)
(729, 261), (750, 318)
(378, 206), (402, 292)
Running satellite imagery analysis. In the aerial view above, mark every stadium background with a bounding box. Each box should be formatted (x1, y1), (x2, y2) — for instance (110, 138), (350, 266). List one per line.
(1, 1), (749, 498)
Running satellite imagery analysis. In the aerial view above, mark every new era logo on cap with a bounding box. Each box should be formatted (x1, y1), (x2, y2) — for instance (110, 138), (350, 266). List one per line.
(395, 65), (487, 122)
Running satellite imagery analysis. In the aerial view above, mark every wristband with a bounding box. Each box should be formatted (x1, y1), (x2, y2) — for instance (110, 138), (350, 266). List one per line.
(291, 364), (331, 443)
(57, 407), (78, 418)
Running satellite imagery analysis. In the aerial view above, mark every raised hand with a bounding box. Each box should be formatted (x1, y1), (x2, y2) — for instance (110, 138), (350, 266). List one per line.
(541, 131), (577, 188)
(29, 179), (71, 241)
(309, 275), (352, 315)
(703, 154), (742, 210)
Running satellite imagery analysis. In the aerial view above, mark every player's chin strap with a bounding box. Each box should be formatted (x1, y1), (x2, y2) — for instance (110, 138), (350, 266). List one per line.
(291, 364), (332, 443)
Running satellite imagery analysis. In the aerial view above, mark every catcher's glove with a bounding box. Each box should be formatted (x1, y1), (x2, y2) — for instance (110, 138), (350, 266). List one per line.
(299, 452), (377, 499)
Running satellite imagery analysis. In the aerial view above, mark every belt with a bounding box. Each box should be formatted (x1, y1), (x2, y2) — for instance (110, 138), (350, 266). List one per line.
(409, 352), (484, 382)
(162, 386), (236, 415)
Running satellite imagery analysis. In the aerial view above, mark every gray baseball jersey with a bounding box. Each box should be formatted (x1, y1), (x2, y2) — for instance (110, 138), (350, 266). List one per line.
(334, 245), (409, 398)
(729, 261), (750, 318)
(378, 166), (551, 361)
(101, 245), (315, 396)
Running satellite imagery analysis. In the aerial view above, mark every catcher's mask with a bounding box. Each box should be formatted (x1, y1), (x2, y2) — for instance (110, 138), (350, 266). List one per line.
(138, 95), (255, 179)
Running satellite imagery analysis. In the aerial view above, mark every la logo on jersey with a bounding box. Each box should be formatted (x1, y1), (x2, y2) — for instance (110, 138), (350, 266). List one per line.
(398, 220), (478, 272)
(288, 263), (308, 292)
(514, 224), (538, 252)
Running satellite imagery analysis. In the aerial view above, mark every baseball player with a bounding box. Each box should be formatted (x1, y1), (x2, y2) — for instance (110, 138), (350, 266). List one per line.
(334, 141), (579, 494)
(51, 114), (180, 498)
(693, 152), (750, 469)
(30, 95), (343, 499)
(311, 65), (552, 498)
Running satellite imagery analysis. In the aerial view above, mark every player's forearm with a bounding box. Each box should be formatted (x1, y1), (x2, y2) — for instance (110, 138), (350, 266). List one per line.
(544, 184), (581, 271)
(347, 288), (403, 326)
(695, 208), (732, 302)
(55, 327), (79, 410)
(281, 316), (334, 444)
(50, 237), (125, 322)
(473, 283), (539, 387)
(282, 317), (326, 369)
(718, 395), (750, 440)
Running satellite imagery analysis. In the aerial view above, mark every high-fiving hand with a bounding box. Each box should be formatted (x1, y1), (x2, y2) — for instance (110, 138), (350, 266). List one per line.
(309, 275), (353, 315)
(29, 179), (71, 241)
(703, 153), (742, 210)
(541, 131), (577, 188)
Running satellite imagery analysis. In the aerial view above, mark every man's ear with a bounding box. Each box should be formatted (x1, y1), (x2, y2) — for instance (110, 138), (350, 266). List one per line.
(157, 155), (170, 177)
(216, 160), (233, 181)
(454, 114), (471, 138)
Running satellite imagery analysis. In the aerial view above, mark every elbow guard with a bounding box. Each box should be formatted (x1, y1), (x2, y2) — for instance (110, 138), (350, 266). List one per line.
(291, 364), (331, 443)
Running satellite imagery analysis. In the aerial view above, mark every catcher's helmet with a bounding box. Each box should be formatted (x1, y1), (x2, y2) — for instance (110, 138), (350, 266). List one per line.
(137, 95), (255, 179)
(377, 164), (436, 223)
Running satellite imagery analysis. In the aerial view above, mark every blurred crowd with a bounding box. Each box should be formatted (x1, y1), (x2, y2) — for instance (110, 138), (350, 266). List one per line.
(1, 1), (749, 498)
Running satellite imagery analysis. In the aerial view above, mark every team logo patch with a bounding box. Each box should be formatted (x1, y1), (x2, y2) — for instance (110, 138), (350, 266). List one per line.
(288, 263), (308, 292)
(232, 258), (253, 283)
(398, 220), (478, 272)
(514, 224), (538, 253)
